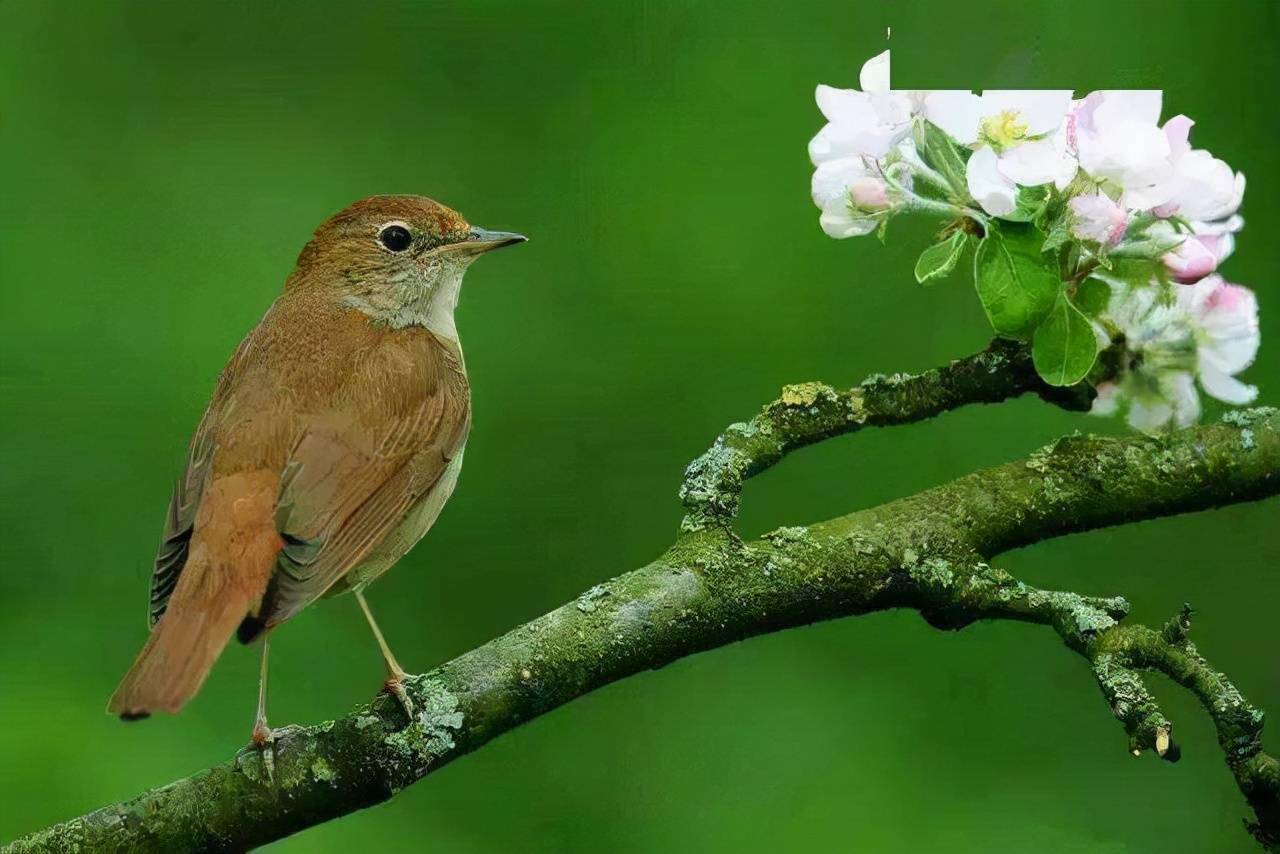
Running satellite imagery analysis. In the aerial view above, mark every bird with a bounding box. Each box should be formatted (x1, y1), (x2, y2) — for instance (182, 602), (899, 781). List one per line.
(108, 195), (525, 753)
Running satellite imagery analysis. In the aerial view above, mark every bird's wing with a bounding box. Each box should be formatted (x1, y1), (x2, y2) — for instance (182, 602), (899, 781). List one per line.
(249, 331), (470, 632)
(148, 335), (256, 627)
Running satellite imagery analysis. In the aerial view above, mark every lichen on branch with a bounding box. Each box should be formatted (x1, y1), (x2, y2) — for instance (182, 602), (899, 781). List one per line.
(678, 338), (1097, 532)
(5, 365), (1276, 853)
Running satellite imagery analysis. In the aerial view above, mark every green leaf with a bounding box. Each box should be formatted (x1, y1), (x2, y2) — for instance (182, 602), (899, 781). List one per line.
(1089, 257), (1164, 290)
(1074, 277), (1111, 317)
(1000, 186), (1051, 223)
(1032, 292), (1098, 386)
(973, 224), (1060, 338)
(876, 214), (890, 244)
(1041, 213), (1072, 255)
(1108, 228), (1186, 260)
(914, 232), (968, 285)
(911, 119), (970, 199)
(1087, 245), (1114, 270)
(1032, 184), (1065, 231)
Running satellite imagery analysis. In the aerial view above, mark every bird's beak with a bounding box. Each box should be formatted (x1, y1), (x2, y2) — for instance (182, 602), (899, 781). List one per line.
(463, 226), (527, 254)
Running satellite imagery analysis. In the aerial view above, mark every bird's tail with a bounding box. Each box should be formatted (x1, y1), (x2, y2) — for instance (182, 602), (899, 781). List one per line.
(108, 470), (282, 718)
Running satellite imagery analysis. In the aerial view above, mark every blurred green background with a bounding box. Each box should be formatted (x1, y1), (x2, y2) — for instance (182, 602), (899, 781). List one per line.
(2, 1), (1277, 851)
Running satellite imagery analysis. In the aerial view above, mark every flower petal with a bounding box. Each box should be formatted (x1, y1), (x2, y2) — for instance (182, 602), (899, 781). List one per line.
(966, 146), (1017, 216)
(1165, 149), (1243, 221)
(1198, 362), (1258, 405)
(1215, 230), (1236, 264)
(998, 138), (1068, 186)
(1191, 278), (1260, 373)
(1069, 191), (1128, 246)
(807, 121), (879, 164)
(859, 50), (890, 94)
(1080, 121), (1172, 187)
(811, 157), (869, 207)
(1162, 234), (1220, 284)
(1163, 114), (1194, 157)
(808, 124), (836, 165)
(1091, 382), (1121, 416)
(819, 199), (877, 238)
(1165, 372), (1202, 427)
(1127, 396), (1174, 433)
(815, 85), (875, 125)
(923, 91), (984, 144)
(1200, 320), (1260, 375)
(1193, 214), (1244, 237)
(812, 85), (912, 160)
(982, 90), (1074, 136)
(1094, 90), (1163, 128)
(1078, 114), (1173, 209)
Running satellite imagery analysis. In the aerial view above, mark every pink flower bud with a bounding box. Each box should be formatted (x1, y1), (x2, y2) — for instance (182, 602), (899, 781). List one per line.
(1162, 234), (1222, 284)
(849, 175), (889, 209)
(1069, 192), (1127, 247)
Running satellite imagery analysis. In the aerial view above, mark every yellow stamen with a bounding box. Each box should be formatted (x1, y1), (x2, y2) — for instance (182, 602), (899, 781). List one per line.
(980, 110), (1030, 151)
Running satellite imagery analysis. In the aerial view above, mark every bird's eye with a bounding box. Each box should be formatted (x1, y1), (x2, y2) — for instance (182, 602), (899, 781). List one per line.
(378, 223), (413, 253)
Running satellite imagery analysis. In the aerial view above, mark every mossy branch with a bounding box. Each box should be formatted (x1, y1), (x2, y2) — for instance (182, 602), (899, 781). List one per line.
(678, 338), (1099, 532)
(5, 364), (1277, 852)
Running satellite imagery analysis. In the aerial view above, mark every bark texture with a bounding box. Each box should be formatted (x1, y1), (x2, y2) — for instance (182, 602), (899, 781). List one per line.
(7, 343), (1277, 852)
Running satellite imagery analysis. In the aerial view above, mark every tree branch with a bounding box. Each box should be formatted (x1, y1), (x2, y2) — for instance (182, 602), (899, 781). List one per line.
(678, 338), (1100, 532)
(921, 569), (1278, 844)
(6, 352), (1276, 852)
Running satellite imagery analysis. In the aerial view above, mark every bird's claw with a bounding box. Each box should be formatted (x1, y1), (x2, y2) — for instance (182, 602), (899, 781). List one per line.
(251, 723), (276, 782)
(382, 677), (416, 723)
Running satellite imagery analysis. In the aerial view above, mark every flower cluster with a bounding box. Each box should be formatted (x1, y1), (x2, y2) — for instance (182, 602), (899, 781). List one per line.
(1094, 276), (1259, 430)
(809, 50), (1260, 431)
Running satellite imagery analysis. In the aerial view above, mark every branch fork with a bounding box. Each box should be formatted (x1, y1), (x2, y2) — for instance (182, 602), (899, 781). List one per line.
(7, 343), (1277, 852)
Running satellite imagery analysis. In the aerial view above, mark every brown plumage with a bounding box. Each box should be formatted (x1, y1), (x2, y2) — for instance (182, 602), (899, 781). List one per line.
(108, 195), (523, 725)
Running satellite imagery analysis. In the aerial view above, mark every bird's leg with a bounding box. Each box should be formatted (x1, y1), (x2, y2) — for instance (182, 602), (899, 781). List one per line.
(250, 632), (276, 781)
(355, 589), (416, 721)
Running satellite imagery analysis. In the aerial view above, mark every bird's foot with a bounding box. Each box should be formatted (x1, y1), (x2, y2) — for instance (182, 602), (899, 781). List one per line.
(251, 722), (277, 782)
(381, 676), (416, 723)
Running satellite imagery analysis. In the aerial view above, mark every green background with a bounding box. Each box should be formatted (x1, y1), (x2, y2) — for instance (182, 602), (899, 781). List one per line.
(2, 1), (1277, 851)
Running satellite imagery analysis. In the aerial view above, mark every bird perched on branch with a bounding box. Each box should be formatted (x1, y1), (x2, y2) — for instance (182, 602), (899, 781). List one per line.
(108, 195), (524, 753)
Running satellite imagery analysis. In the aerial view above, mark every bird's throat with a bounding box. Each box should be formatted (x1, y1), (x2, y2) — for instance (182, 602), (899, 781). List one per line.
(341, 265), (466, 340)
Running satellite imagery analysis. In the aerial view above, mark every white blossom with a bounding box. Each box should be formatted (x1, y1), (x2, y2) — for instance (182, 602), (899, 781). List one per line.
(1074, 91), (1175, 209)
(1161, 151), (1246, 223)
(924, 89), (1075, 216)
(1182, 275), (1260, 404)
(964, 147), (1018, 217)
(809, 50), (914, 164)
(804, 57), (1261, 429)
(1095, 275), (1260, 431)
(811, 156), (893, 238)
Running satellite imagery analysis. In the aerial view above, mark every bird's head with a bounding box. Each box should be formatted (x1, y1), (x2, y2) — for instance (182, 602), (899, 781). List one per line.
(289, 194), (525, 333)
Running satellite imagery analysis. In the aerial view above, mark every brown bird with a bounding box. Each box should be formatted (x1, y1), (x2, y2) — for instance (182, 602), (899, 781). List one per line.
(108, 195), (524, 751)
